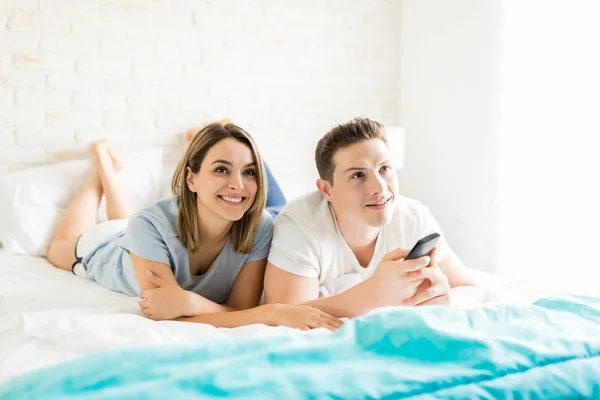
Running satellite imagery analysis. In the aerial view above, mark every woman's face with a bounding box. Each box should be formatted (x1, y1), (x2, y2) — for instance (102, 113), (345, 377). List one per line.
(186, 138), (258, 223)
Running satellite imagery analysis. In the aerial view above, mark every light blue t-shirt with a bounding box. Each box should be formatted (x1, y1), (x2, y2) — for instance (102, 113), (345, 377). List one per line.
(82, 196), (274, 304)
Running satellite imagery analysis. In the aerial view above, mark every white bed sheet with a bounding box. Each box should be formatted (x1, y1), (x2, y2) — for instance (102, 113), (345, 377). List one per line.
(0, 252), (589, 384)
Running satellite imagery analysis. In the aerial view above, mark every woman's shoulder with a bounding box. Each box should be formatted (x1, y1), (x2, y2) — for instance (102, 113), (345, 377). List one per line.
(130, 196), (179, 238)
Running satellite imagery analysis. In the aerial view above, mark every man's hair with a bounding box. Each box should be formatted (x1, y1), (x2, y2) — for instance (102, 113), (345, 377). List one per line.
(315, 117), (387, 184)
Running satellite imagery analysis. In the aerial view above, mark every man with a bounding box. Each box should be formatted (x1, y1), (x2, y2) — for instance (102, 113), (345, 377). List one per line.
(264, 118), (486, 318)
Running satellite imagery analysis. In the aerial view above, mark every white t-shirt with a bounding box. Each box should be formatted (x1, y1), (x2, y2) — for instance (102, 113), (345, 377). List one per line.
(268, 191), (449, 297)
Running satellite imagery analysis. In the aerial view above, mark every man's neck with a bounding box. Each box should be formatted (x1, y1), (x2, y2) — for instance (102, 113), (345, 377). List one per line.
(332, 206), (381, 266)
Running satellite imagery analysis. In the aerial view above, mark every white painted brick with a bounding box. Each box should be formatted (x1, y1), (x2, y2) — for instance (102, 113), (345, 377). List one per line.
(7, 12), (71, 34)
(0, 0), (37, 12)
(74, 129), (131, 145)
(100, 4), (154, 24)
(73, 92), (126, 110)
(45, 109), (103, 128)
(0, 89), (13, 107)
(73, 17), (155, 39)
(105, 76), (156, 92)
(157, 78), (208, 94)
(77, 59), (132, 77)
(47, 74), (104, 91)
(134, 60), (183, 78)
(44, 145), (89, 163)
(71, 17), (103, 37)
(153, 10), (193, 28)
(155, 112), (204, 129)
(100, 39), (153, 57)
(39, 0), (99, 16)
(0, 146), (46, 163)
(15, 128), (75, 146)
(0, 129), (15, 146)
(104, 110), (154, 127)
(101, 0), (173, 11)
(172, 0), (205, 10)
(194, 9), (247, 33)
(127, 93), (179, 110)
(155, 39), (201, 61)
(1, 1), (400, 196)
(0, 54), (11, 74)
(14, 52), (76, 71)
(15, 90), (71, 108)
(179, 94), (228, 115)
(40, 36), (99, 55)
(0, 109), (44, 127)
(0, 32), (39, 51)
(130, 129), (181, 147)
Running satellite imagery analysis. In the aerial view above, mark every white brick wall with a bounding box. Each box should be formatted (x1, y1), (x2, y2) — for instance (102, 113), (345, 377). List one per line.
(0, 0), (400, 199)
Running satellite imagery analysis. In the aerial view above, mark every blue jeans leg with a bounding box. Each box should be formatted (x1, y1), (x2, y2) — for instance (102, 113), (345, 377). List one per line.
(264, 163), (286, 218)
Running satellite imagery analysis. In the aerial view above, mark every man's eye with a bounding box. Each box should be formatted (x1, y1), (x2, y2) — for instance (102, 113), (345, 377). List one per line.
(351, 172), (365, 179)
(380, 165), (391, 173)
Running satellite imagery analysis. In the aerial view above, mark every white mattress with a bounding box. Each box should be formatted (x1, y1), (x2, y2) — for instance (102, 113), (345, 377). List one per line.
(0, 252), (585, 384)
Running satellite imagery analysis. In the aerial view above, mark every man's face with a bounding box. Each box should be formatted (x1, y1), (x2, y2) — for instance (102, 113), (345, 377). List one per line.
(321, 139), (399, 228)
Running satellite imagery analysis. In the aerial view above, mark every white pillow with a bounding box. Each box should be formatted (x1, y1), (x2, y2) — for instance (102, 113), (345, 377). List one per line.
(0, 149), (164, 256)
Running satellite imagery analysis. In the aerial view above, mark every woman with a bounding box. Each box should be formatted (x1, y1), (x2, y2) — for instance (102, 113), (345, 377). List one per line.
(47, 122), (342, 331)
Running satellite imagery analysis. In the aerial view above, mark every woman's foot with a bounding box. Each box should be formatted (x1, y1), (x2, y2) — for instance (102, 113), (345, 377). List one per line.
(185, 119), (233, 142)
(90, 139), (122, 172)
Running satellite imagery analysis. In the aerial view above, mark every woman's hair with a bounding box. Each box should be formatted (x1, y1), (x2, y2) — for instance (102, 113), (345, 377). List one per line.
(171, 122), (267, 254)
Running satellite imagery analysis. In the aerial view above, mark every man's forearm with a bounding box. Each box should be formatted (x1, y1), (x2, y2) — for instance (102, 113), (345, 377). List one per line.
(450, 285), (487, 307)
(302, 279), (380, 318)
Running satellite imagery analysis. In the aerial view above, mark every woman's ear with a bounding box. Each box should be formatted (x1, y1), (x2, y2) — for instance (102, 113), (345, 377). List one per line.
(185, 166), (196, 193)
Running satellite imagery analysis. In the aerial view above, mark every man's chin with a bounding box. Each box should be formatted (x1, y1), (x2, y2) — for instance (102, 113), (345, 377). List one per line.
(363, 213), (394, 228)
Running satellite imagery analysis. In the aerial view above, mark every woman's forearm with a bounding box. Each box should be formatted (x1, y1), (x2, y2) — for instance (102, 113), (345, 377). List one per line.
(187, 291), (236, 315)
(177, 305), (272, 328)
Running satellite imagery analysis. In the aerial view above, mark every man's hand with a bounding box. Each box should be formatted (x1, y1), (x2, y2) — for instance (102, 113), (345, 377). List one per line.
(366, 247), (432, 307)
(402, 248), (451, 306)
(138, 270), (196, 320)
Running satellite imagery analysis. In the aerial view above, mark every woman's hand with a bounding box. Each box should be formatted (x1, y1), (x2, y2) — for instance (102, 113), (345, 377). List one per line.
(262, 303), (344, 331)
(138, 270), (196, 320)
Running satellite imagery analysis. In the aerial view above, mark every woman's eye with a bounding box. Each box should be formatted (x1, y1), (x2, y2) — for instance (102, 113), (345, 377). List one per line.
(380, 165), (391, 173)
(351, 172), (365, 179)
(215, 167), (228, 174)
(243, 169), (256, 176)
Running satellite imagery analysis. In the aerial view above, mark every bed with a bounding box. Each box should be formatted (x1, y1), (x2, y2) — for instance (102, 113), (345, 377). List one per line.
(2, 251), (600, 398)
(1, 151), (600, 398)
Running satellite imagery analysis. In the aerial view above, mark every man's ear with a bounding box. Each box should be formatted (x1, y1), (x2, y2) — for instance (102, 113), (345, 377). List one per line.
(316, 178), (334, 203)
(186, 167), (197, 193)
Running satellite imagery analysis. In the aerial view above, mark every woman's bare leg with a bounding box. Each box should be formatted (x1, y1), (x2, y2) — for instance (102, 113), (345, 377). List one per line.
(93, 139), (132, 221)
(47, 171), (103, 271)
(47, 140), (131, 271)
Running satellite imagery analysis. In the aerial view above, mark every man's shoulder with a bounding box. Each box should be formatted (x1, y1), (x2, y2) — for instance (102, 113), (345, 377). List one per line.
(275, 191), (335, 234)
(278, 191), (328, 220)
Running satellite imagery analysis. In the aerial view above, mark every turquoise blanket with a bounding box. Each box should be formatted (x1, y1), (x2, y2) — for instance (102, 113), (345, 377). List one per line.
(2, 296), (600, 399)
